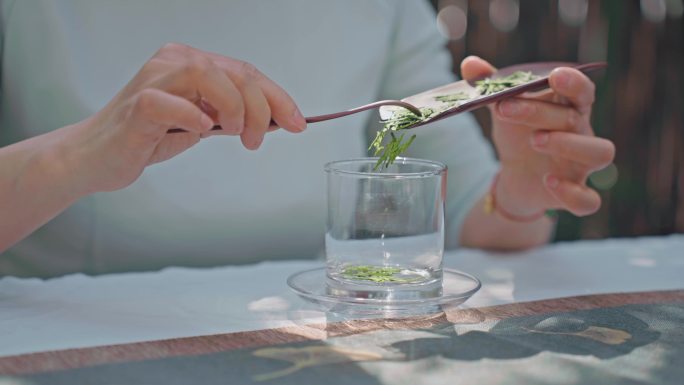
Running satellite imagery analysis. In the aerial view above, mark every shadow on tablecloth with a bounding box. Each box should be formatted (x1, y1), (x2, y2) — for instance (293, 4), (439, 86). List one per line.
(5, 302), (683, 385)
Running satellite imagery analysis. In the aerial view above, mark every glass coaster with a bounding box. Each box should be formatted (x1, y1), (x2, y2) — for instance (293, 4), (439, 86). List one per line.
(287, 267), (481, 316)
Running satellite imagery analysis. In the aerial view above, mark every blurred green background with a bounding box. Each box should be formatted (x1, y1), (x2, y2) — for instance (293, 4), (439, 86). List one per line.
(429, 0), (683, 240)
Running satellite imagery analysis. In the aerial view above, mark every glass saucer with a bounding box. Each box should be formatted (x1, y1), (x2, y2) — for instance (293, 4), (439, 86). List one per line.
(287, 267), (481, 316)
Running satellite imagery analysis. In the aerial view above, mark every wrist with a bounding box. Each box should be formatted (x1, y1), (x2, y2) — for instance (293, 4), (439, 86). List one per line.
(40, 121), (96, 199)
(491, 167), (549, 219)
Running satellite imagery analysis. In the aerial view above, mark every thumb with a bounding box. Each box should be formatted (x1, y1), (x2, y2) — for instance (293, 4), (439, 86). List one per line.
(460, 56), (497, 81)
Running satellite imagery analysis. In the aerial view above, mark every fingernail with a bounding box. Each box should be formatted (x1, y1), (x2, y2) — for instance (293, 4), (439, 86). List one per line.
(552, 69), (572, 90)
(200, 114), (214, 131)
(291, 109), (306, 131)
(545, 174), (559, 190)
(252, 135), (263, 150)
(532, 131), (549, 147)
(499, 100), (522, 117)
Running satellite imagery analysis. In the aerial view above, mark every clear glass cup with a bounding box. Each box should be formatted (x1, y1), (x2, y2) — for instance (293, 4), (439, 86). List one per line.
(324, 157), (447, 300)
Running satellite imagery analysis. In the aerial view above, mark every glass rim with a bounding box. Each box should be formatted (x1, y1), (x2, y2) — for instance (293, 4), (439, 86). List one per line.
(324, 157), (447, 178)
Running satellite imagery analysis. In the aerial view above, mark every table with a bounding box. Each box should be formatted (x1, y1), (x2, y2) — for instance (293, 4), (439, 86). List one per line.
(0, 235), (683, 384)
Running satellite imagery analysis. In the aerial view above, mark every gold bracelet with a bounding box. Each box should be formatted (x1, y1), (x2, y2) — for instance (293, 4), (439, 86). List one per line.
(484, 172), (550, 223)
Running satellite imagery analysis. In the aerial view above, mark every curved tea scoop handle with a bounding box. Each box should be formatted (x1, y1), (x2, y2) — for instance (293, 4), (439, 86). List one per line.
(166, 100), (421, 134)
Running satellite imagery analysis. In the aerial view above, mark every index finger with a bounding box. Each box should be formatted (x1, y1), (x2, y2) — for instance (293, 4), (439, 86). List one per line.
(255, 73), (307, 133)
(199, 51), (306, 133)
(548, 67), (595, 114)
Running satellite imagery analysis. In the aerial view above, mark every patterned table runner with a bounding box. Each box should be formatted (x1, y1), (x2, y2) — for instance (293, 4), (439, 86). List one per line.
(1, 290), (682, 384)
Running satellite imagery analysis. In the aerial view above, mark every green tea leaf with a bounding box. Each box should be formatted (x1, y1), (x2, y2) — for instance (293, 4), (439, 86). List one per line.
(475, 71), (540, 95)
(369, 73), (538, 169)
(341, 265), (419, 283)
(370, 93), (469, 170)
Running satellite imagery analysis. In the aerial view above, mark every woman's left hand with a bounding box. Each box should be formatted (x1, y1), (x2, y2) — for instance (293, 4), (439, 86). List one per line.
(460, 56), (615, 218)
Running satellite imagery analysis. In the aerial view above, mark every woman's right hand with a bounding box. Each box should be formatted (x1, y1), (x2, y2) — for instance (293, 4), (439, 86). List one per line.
(59, 43), (306, 195)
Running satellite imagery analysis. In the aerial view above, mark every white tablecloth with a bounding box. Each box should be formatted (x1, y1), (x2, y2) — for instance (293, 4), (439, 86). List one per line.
(1, 235), (682, 357)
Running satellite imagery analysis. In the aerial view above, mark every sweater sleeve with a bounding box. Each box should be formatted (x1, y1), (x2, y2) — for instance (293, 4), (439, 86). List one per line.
(371, 0), (499, 249)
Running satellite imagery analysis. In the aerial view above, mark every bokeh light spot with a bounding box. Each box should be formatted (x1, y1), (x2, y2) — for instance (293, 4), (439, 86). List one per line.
(559, 0), (589, 26)
(641, 0), (667, 22)
(489, 0), (520, 33)
(590, 163), (619, 190)
(666, 0), (684, 18)
(437, 4), (468, 40)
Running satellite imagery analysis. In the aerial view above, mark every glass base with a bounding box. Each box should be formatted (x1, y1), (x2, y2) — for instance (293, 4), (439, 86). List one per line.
(325, 275), (443, 301)
(287, 267), (480, 316)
